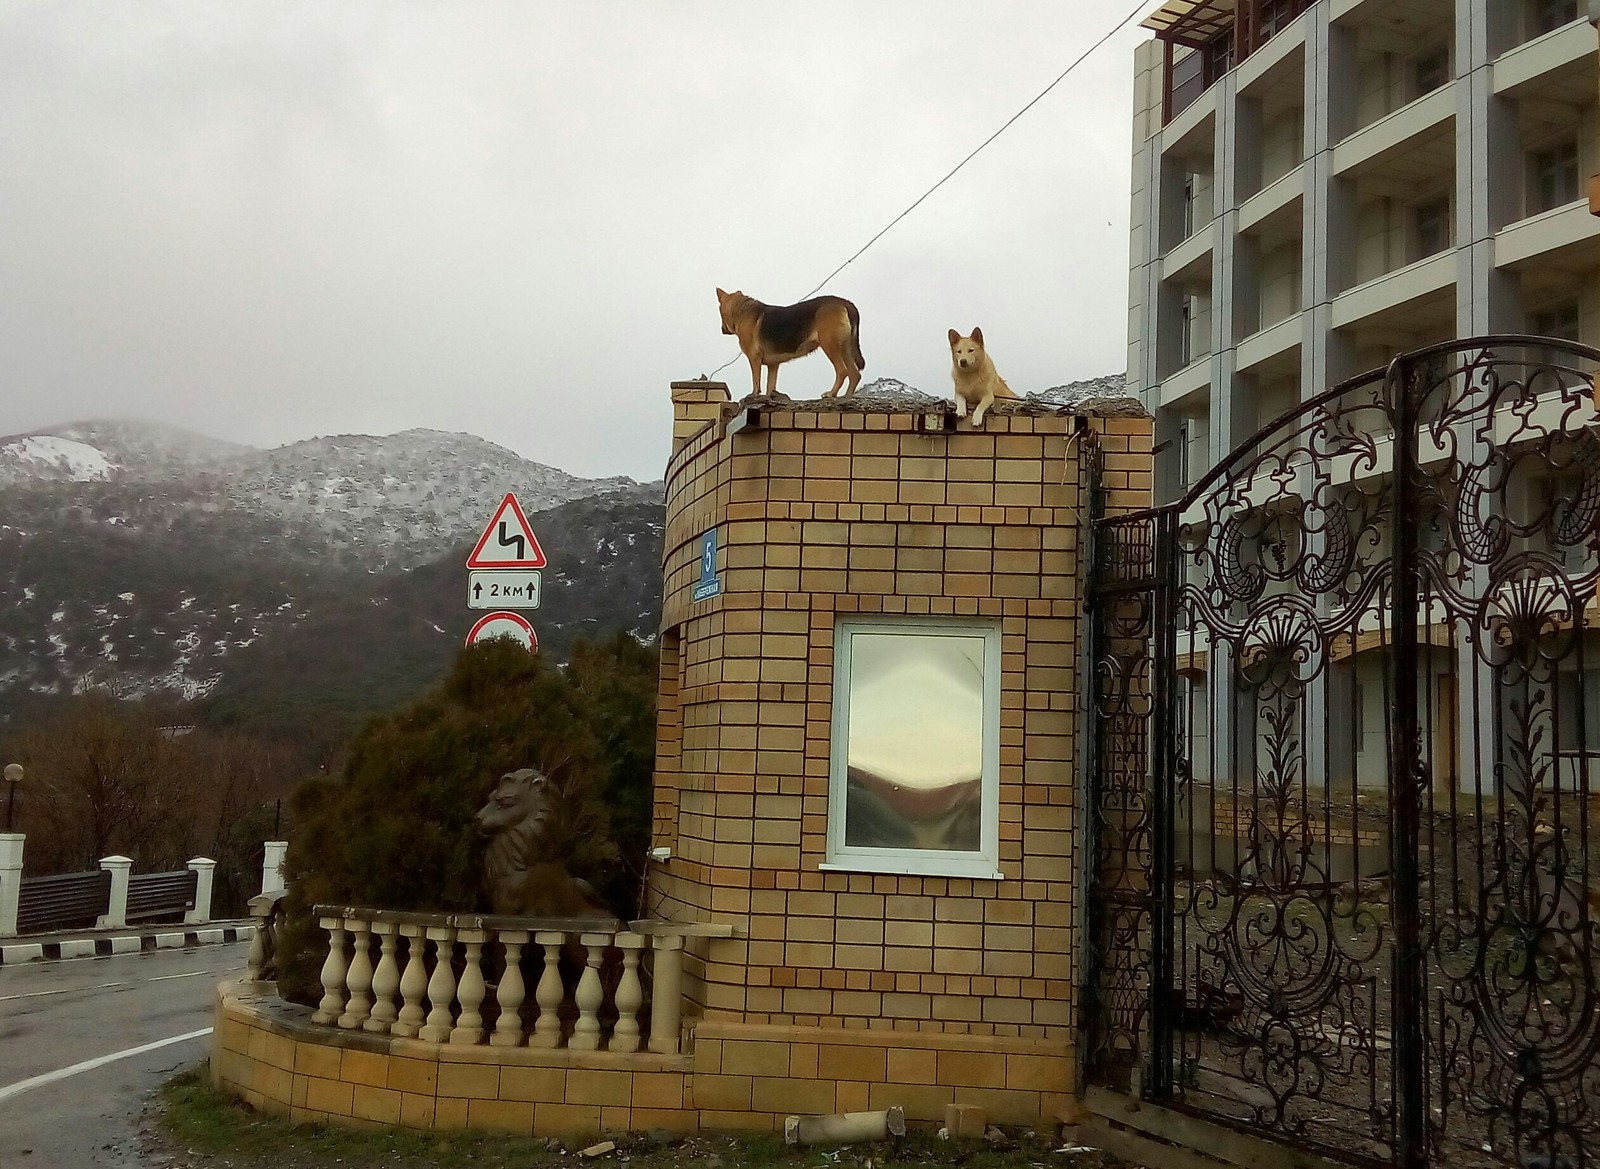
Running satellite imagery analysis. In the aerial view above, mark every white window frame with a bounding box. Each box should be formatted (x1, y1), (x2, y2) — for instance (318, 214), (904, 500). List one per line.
(823, 617), (1003, 880)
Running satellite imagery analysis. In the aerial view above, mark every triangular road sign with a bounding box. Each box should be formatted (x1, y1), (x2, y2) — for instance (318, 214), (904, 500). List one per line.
(467, 493), (548, 569)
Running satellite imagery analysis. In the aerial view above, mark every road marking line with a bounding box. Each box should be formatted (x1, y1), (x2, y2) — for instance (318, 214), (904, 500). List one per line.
(0, 981), (126, 1003)
(0, 1027), (213, 1103)
(147, 969), (213, 982)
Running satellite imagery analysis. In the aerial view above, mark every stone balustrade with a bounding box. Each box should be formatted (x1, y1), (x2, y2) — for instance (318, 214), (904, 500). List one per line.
(308, 906), (729, 1056)
(245, 890), (286, 981)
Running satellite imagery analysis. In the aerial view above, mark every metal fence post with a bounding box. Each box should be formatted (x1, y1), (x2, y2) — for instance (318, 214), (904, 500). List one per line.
(0, 833), (23, 938)
(96, 856), (132, 929)
(1386, 355), (1427, 1169)
(260, 841), (288, 897)
(185, 857), (216, 925)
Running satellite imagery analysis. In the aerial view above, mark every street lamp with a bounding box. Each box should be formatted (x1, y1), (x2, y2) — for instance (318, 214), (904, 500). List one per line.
(3, 764), (20, 833)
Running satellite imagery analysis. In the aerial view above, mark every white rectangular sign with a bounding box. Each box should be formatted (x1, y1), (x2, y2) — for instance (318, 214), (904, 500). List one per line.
(468, 570), (541, 610)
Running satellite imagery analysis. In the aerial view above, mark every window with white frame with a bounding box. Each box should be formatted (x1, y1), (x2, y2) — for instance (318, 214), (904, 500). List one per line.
(826, 618), (1002, 879)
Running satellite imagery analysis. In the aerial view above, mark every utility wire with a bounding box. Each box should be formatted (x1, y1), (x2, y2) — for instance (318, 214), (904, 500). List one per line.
(708, 1), (1150, 379)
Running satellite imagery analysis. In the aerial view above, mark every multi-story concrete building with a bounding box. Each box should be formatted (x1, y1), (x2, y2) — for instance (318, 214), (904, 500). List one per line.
(1128, 0), (1600, 501)
(1125, 1), (1600, 794)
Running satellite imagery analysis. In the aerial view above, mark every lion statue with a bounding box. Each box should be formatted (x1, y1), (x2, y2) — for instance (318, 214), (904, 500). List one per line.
(474, 768), (620, 922)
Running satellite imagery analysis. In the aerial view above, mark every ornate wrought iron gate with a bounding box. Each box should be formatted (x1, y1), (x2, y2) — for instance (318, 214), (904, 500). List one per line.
(1085, 338), (1600, 1169)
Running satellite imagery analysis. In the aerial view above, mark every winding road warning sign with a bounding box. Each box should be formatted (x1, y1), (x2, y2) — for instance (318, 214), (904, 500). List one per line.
(467, 493), (548, 569)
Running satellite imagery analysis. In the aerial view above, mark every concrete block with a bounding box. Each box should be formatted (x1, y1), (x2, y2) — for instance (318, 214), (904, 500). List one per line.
(945, 1103), (987, 1137)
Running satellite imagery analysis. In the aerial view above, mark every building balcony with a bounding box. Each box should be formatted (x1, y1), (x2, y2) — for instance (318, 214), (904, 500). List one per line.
(1332, 251), (1456, 331)
(1237, 314), (1303, 374)
(1161, 84), (1218, 159)
(1235, 12), (1308, 95)
(1238, 163), (1305, 235)
(1495, 199), (1600, 270)
(1493, 19), (1596, 98)
(1159, 356), (1213, 410)
(1163, 220), (1216, 283)
(1332, 82), (1455, 178)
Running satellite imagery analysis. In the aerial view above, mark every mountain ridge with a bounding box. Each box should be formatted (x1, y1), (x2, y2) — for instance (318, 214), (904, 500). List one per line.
(0, 418), (665, 747)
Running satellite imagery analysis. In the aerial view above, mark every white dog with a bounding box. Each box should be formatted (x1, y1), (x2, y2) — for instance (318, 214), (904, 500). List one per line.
(948, 328), (1019, 427)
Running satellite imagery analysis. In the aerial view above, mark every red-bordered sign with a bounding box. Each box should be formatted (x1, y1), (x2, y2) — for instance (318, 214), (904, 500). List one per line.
(464, 610), (538, 652)
(467, 493), (548, 569)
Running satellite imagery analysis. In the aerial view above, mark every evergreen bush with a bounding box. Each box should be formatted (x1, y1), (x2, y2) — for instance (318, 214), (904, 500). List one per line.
(276, 635), (657, 1006)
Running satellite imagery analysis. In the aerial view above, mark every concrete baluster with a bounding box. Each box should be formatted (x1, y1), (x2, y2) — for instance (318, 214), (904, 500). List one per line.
(184, 857), (215, 925)
(531, 930), (564, 1049)
(312, 916), (348, 1025)
(418, 926), (457, 1043)
(245, 892), (281, 981)
(450, 929), (488, 1044)
(0, 833), (25, 939)
(364, 921), (400, 1033)
(391, 923), (428, 1038)
(259, 840), (288, 896)
(245, 921), (268, 981)
(570, 932), (609, 1051)
(647, 934), (685, 1055)
(338, 917), (374, 1029)
(611, 931), (645, 1053)
(491, 930), (529, 1047)
(96, 855), (132, 929)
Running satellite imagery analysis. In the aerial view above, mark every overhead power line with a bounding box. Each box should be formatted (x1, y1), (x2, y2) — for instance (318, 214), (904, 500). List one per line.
(708, 1), (1151, 379)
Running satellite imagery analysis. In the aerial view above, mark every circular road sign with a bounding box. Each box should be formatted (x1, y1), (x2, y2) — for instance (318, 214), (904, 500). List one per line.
(465, 611), (538, 652)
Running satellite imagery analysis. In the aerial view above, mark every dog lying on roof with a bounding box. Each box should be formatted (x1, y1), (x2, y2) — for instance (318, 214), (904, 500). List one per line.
(949, 327), (1019, 427)
(716, 288), (865, 399)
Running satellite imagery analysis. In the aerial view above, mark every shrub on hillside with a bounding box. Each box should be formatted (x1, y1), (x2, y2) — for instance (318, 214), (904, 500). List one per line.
(276, 636), (657, 1006)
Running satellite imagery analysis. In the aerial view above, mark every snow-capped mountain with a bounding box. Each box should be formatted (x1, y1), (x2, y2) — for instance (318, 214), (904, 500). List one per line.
(0, 420), (665, 743)
(0, 422), (655, 571)
(0, 419), (249, 485)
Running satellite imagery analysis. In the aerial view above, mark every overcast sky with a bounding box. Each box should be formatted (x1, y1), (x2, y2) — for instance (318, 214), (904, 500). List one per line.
(0, 2), (1144, 481)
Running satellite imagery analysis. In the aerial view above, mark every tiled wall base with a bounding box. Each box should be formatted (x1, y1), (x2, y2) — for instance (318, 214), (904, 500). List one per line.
(213, 982), (1073, 1137)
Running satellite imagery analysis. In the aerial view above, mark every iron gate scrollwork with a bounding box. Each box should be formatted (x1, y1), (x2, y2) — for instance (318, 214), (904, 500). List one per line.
(1085, 337), (1600, 1169)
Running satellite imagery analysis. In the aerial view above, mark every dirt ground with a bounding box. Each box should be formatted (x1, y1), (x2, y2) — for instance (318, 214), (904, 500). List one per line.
(138, 1070), (1136, 1169)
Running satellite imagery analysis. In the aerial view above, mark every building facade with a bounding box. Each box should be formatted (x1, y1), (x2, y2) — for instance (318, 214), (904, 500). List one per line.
(1126, 0), (1600, 790)
(1129, 0), (1600, 500)
(646, 382), (1152, 1129)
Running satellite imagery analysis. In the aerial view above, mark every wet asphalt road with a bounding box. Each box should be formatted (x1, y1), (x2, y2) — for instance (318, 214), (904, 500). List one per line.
(0, 941), (246, 1169)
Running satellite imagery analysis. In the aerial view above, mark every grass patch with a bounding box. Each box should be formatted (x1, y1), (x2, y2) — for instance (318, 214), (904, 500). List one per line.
(160, 1066), (1124, 1169)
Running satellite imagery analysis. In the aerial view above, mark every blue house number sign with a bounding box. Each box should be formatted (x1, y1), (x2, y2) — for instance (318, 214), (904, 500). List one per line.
(692, 529), (721, 601)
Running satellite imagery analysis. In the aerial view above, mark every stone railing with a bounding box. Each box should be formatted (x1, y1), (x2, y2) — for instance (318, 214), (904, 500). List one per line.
(245, 890), (287, 981)
(307, 906), (731, 1056)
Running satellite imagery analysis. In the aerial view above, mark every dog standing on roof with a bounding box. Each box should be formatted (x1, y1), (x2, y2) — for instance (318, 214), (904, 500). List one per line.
(948, 327), (1019, 427)
(716, 288), (865, 399)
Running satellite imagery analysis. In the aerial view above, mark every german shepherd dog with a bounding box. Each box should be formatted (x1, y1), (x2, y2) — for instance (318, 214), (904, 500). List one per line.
(716, 288), (865, 398)
(948, 327), (1019, 427)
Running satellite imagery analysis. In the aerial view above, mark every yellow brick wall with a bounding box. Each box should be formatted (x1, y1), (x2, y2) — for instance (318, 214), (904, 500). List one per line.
(647, 390), (1155, 1121)
(214, 982), (1078, 1135)
(209, 396), (1155, 1140)
(213, 983), (700, 1137)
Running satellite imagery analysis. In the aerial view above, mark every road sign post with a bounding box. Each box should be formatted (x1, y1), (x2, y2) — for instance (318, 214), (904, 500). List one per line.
(464, 494), (546, 652)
